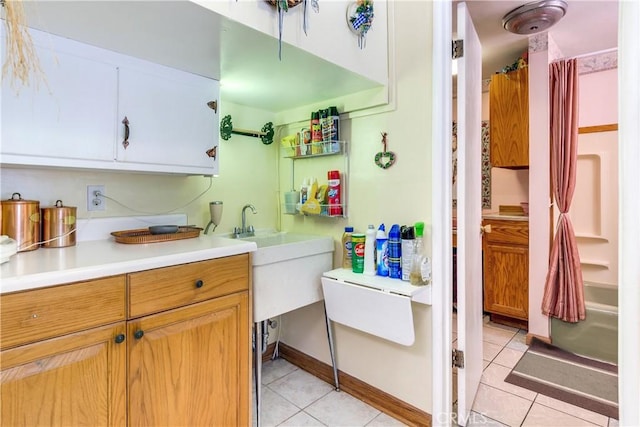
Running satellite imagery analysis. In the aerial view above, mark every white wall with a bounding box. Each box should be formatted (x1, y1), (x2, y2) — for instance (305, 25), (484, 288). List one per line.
(453, 92), (529, 214)
(572, 68), (618, 288)
(579, 69), (618, 126)
(0, 1), (434, 414)
(527, 36), (553, 339)
(274, 1), (434, 412)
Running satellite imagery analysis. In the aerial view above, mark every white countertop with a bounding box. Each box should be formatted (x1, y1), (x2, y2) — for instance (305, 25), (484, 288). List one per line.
(482, 213), (529, 221)
(323, 268), (431, 305)
(0, 236), (257, 294)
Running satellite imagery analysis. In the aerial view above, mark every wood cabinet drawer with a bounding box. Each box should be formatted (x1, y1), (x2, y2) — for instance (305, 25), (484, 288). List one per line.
(128, 254), (250, 318)
(484, 220), (528, 246)
(1, 276), (126, 350)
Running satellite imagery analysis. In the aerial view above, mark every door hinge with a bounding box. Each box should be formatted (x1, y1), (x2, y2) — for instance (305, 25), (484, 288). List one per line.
(452, 349), (465, 368)
(452, 40), (464, 59)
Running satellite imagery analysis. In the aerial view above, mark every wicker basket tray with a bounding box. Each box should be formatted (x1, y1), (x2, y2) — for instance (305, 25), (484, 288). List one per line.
(111, 226), (202, 244)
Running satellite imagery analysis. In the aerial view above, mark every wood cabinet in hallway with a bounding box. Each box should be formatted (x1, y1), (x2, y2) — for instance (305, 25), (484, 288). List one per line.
(482, 218), (529, 327)
(490, 68), (529, 168)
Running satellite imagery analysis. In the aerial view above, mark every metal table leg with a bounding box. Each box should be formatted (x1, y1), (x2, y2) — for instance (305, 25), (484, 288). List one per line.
(323, 304), (340, 391)
(254, 321), (262, 427)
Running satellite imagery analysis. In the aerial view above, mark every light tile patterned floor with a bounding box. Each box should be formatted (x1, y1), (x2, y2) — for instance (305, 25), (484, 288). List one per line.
(255, 358), (407, 427)
(255, 313), (619, 427)
(463, 314), (618, 427)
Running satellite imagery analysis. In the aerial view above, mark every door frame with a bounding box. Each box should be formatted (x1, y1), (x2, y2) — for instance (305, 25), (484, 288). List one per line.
(430, 1), (453, 425)
(618, 2), (640, 425)
(432, 1), (640, 425)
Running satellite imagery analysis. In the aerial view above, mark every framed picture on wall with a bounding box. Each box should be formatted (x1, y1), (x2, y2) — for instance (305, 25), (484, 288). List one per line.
(452, 121), (491, 209)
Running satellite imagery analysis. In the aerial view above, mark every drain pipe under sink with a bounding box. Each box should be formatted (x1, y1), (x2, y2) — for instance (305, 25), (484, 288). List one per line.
(254, 318), (277, 427)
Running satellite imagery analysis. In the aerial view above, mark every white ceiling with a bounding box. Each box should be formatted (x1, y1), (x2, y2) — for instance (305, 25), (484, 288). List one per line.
(15, 1), (381, 113)
(455, 0), (619, 80)
(13, 1), (619, 112)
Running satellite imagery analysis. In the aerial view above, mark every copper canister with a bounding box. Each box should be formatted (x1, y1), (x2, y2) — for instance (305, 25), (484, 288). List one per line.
(1, 193), (41, 252)
(42, 200), (77, 248)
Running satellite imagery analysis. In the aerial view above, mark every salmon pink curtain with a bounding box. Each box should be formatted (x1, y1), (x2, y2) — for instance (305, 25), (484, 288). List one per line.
(541, 59), (585, 323)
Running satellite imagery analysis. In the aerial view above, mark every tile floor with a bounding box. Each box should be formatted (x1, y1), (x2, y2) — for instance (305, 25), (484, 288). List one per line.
(456, 313), (619, 427)
(254, 357), (406, 426)
(254, 313), (620, 427)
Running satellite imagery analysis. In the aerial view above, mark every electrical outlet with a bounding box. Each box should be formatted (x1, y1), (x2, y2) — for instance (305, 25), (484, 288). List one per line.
(87, 185), (106, 211)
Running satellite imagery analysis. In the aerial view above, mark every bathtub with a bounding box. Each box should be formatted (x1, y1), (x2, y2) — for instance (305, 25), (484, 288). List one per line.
(550, 283), (618, 364)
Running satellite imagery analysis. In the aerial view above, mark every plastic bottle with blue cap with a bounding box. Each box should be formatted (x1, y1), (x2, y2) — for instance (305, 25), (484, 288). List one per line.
(376, 223), (389, 277)
(388, 224), (402, 279)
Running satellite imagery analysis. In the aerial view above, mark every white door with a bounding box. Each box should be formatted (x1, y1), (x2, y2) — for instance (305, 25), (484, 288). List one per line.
(455, 2), (483, 424)
(116, 65), (219, 174)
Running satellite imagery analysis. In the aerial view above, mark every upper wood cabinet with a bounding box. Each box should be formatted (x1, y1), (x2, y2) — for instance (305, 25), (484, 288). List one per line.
(489, 68), (529, 168)
(1, 28), (219, 176)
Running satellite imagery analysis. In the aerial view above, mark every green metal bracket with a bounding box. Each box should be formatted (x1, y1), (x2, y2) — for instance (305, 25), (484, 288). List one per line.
(220, 115), (274, 145)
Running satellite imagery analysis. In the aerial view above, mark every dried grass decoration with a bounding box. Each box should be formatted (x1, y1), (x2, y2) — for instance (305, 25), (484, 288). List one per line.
(1, 0), (47, 92)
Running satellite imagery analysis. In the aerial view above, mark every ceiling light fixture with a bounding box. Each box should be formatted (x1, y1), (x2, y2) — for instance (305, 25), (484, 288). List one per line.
(502, 0), (568, 35)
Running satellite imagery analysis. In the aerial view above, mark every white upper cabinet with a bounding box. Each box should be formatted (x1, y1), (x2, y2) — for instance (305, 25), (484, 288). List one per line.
(1, 27), (219, 175)
(1, 39), (118, 166)
(116, 65), (219, 174)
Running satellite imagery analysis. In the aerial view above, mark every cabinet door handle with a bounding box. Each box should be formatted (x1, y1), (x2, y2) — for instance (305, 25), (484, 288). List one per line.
(481, 224), (492, 235)
(122, 116), (130, 149)
(134, 330), (144, 340)
(114, 334), (126, 344)
(195, 279), (204, 289)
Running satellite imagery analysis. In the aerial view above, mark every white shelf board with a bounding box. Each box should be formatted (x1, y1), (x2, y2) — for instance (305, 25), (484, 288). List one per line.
(322, 268), (432, 305)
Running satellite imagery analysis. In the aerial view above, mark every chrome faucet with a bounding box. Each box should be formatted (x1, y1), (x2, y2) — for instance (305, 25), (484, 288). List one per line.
(234, 204), (257, 238)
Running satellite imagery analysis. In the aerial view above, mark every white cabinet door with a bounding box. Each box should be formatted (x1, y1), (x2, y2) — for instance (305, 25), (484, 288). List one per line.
(1, 41), (117, 166)
(116, 65), (219, 175)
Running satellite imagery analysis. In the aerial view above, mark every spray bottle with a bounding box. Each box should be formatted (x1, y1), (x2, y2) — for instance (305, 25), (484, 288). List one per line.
(376, 223), (389, 277)
(401, 225), (415, 281)
(410, 222), (432, 286)
(388, 224), (402, 279)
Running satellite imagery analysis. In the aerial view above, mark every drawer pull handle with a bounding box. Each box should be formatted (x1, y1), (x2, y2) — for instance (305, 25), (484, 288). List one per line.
(481, 224), (492, 235)
(114, 334), (126, 344)
(195, 279), (204, 288)
(134, 330), (144, 340)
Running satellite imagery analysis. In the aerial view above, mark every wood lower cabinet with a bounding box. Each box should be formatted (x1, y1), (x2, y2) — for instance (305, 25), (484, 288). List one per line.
(0, 254), (251, 426)
(483, 219), (529, 323)
(1, 323), (127, 427)
(128, 292), (249, 427)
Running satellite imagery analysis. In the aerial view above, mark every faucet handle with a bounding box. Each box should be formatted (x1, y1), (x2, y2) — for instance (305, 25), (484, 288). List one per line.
(248, 225), (255, 233)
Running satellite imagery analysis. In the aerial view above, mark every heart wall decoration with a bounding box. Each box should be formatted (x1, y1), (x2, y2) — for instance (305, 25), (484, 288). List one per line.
(374, 132), (396, 169)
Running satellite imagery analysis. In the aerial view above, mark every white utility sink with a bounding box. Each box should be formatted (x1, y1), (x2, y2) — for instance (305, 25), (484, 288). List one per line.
(240, 232), (334, 322)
